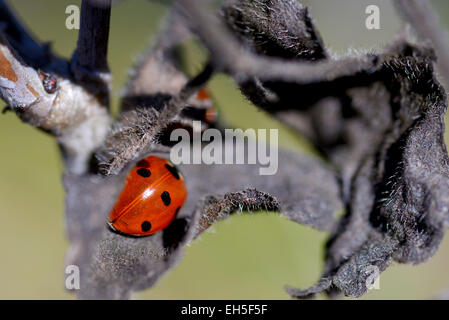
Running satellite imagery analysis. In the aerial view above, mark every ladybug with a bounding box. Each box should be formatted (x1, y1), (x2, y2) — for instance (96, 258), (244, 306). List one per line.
(107, 156), (187, 236)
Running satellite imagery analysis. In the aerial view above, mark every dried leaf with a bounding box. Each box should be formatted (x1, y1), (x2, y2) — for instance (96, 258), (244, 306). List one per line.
(64, 149), (343, 299)
(221, 0), (449, 298)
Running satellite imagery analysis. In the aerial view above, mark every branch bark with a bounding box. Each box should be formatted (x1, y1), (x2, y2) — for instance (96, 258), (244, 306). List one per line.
(71, 0), (112, 102)
(0, 0), (111, 174)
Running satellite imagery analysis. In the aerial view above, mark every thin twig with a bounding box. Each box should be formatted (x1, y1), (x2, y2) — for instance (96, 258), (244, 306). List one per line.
(75, 0), (111, 72)
(177, 0), (376, 84)
(158, 61), (214, 122)
(72, 0), (112, 95)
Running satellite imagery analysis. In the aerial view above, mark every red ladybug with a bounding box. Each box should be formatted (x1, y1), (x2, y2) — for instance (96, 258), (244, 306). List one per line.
(108, 156), (187, 236)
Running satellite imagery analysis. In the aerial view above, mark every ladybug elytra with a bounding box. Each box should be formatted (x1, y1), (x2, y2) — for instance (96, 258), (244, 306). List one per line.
(107, 156), (187, 236)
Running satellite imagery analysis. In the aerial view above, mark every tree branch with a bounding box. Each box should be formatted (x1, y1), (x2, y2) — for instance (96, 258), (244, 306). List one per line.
(177, 0), (376, 84)
(0, 34), (48, 114)
(71, 0), (112, 99)
(0, 1), (111, 174)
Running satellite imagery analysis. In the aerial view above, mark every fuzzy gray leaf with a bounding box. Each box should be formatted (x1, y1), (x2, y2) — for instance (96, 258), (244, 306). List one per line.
(64, 149), (343, 299)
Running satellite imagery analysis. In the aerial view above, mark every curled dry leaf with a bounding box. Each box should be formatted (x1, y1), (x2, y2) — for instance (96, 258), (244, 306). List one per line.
(221, 0), (449, 298)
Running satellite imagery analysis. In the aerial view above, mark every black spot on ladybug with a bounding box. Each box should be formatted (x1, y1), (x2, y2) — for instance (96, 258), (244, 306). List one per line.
(141, 221), (152, 232)
(137, 159), (150, 168)
(137, 168), (151, 178)
(161, 191), (171, 206)
(175, 207), (181, 216)
(165, 164), (180, 180)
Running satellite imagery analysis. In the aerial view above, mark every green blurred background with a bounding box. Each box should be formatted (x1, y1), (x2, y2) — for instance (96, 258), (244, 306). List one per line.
(1, 0), (449, 299)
